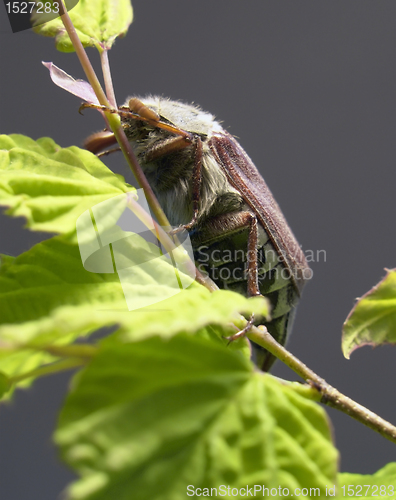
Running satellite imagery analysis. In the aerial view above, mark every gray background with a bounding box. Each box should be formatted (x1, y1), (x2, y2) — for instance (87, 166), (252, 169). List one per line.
(0, 1), (395, 498)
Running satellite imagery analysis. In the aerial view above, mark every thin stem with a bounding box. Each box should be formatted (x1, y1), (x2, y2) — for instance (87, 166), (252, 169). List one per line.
(57, 1), (109, 106)
(11, 358), (85, 384)
(41, 344), (98, 359)
(56, 1), (177, 238)
(55, 1), (217, 293)
(100, 49), (117, 108)
(23, 343), (98, 359)
(248, 325), (396, 444)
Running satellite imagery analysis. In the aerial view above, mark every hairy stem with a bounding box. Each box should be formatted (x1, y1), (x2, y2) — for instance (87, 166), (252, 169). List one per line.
(249, 325), (396, 444)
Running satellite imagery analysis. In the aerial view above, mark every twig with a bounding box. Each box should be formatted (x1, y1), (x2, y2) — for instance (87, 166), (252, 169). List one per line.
(55, 2), (174, 234)
(55, 1), (215, 292)
(56, 1), (109, 106)
(100, 49), (117, 108)
(248, 325), (396, 444)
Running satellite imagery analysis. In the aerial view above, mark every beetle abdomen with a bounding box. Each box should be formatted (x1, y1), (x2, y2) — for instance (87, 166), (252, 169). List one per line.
(193, 223), (299, 371)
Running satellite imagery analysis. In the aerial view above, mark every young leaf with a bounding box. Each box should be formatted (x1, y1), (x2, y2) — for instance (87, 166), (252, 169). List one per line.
(0, 134), (131, 235)
(33, 0), (133, 52)
(43, 62), (100, 103)
(342, 269), (396, 358)
(55, 334), (338, 500)
(339, 462), (396, 499)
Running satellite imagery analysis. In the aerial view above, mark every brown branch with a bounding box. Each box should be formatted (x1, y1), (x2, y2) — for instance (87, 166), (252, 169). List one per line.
(248, 325), (396, 444)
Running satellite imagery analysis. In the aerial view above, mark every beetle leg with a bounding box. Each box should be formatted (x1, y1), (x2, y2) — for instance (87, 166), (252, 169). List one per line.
(169, 137), (203, 235)
(97, 147), (122, 158)
(199, 211), (261, 294)
(193, 210), (264, 341)
(224, 211), (261, 342)
(145, 135), (193, 162)
(79, 103), (116, 115)
(226, 313), (256, 342)
(244, 211), (261, 297)
(84, 130), (118, 154)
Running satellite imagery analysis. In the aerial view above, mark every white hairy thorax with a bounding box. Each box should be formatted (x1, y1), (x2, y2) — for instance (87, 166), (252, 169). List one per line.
(121, 96), (243, 227)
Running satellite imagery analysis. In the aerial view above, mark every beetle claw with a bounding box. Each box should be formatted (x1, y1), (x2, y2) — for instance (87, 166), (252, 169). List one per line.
(224, 314), (255, 344)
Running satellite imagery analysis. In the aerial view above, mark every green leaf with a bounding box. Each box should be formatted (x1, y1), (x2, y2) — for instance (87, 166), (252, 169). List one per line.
(0, 254), (15, 268)
(0, 237), (266, 343)
(0, 371), (11, 398)
(342, 269), (396, 358)
(0, 236), (121, 394)
(55, 335), (338, 500)
(339, 463), (396, 499)
(33, 0), (133, 52)
(0, 237), (267, 395)
(0, 134), (131, 235)
(0, 237), (123, 332)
